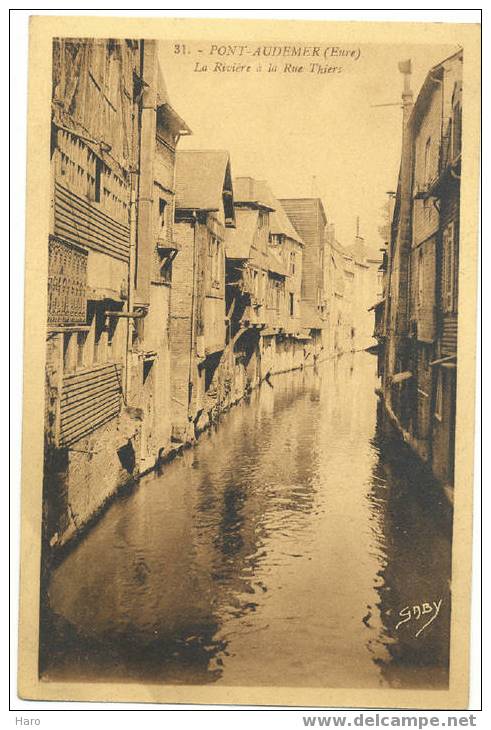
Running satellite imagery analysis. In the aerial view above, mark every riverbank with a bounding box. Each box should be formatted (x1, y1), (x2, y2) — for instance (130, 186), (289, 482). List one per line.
(40, 353), (452, 689)
(376, 388), (455, 510)
(43, 341), (331, 560)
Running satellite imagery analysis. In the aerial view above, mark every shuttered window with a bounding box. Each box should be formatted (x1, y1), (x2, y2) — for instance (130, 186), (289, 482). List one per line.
(434, 369), (443, 422)
(417, 387), (431, 438)
(207, 234), (222, 291)
(417, 248), (424, 307)
(424, 137), (432, 185)
(442, 222), (455, 312)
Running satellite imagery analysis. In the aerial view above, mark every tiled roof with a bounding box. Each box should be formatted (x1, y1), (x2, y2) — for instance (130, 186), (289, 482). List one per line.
(225, 209), (258, 259)
(256, 182), (305, 246)
(343, 239), (383, 264)
(156, 65), (170, 106)
(175, 150), (232, 211)
(233, 177), (274, 209)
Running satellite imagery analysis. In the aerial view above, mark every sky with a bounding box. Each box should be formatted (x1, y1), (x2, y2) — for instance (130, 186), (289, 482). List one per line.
(159, 40), (458, 249)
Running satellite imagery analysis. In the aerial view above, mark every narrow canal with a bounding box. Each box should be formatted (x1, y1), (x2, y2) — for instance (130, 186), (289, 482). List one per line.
(40, 352), (452, 689)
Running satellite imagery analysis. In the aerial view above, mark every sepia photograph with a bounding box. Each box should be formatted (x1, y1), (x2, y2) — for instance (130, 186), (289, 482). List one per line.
(17, 15), (480, 709)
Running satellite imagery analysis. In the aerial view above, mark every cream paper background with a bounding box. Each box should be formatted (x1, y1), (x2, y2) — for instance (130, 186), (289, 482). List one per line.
(18, 15), (480, 708)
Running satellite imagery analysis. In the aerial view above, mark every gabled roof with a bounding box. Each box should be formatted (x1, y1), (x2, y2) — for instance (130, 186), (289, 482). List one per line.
(279, 197), (328, 229)
(342, 236), (383, 265)
(409, 48), (463, 133)
(254, 182), (305, 247)
(156, 65), (170, 107)
(344, 239), (365, 261)
(156, 64), (192, 136)
(175, 150), (234, 213)
(225, 208), (258, 259)
(225, 207), (270, 270)
(233, 177), (275, 211)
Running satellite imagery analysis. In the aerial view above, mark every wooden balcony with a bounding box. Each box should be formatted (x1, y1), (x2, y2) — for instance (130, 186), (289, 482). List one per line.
(48, 235), (88, 326)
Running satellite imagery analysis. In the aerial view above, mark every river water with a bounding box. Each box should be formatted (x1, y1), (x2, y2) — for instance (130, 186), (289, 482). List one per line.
(41, 352), (452, 689)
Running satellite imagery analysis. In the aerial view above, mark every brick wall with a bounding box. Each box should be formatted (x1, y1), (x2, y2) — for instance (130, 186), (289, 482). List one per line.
(170, 220), (196, 439)
(413, 89), (441, 246)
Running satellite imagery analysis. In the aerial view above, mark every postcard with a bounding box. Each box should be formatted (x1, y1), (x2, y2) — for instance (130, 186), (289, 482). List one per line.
(17, 15), (480, 708)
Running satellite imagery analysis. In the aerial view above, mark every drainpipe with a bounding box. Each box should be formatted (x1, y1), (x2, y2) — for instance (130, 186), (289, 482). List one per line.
(134, 39), (157, 307)
(187, 210), (199, 425)
(398, 61), (414, 342)
(125, 184), (137, 400)
(123, 40), (143, 404)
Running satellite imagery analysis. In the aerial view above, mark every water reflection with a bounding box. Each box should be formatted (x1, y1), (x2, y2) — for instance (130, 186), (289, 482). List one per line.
(41, 353), (451, 688)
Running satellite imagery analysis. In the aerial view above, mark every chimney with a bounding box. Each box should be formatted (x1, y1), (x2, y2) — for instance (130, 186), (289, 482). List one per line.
(398, 59), (414, 126)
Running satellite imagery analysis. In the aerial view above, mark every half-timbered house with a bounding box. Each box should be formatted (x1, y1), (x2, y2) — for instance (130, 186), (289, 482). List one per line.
(45, 39), (190, 546)
(171, 149), (236, 440)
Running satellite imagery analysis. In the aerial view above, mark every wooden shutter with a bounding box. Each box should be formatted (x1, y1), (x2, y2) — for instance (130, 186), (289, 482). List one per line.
(418, 238), (436, 342)
(442, 223), (455, 312)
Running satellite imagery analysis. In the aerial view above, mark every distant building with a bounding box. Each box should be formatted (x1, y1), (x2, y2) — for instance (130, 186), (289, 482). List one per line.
(259, 182), (308, 371)
(374, 51), (462, 499)
(225, 177), (306, 384)
(131, 59), (192, 468)
(172, 149), (236, 441)
(279, 197), (329, 354)
(344, 233), (384, 353)
(324, 228), (346, 356)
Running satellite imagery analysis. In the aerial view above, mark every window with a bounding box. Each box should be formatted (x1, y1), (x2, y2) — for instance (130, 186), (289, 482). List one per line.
(133, 315), (144, 347)
(452, 104), (462, 161)
(252, 270), (258, 297)
(63, 332), (77, 373)
(289, 292), (294, 317)
(107, 315), (121, 361)
(442, 222), (455, 312)
(424, 137), (432, 185)
(77, 331), (87, 369)
(290, 252), (296, 275)
(450, 82), (462, 162)
(93, 306), (106, 363)
(158, 199), (167, 239)
(159, 254), (173, 284)
(208, 235), (222, 289)
(417, 248), (424, 308)
(434, 369), (443, 422)
(377, 270), (383, 293)
(143, 358), (154, 385)
(94, 157), (103, 203)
